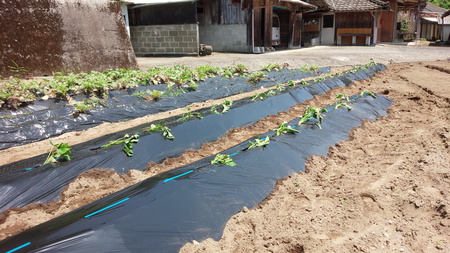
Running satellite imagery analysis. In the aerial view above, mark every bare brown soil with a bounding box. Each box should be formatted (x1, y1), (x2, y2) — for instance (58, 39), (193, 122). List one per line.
(1, 62), (449, 253)
(180, 61), (450, 252)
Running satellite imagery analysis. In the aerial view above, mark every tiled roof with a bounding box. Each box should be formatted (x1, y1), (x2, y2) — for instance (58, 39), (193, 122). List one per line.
(423, 2), (448, 13)
(305, 0), (329, 10)
(305, 0), (390, 11)
(326, 0), (390, 11)
(444, 10), (450, 18)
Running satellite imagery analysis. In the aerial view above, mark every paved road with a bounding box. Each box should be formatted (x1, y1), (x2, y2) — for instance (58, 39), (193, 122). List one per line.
(137, 43), (450, 70)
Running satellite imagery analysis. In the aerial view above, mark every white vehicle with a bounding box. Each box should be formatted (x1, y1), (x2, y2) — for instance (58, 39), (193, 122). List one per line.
(272, 13), (281, 46)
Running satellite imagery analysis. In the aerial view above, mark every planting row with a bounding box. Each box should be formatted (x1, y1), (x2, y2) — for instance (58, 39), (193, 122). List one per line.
(0, 63), (324, 109)
(0, 64), (330, 150)
(0, 92), (393, 253)
(0, 60), (384, 150)
(0, 63), (386, 213)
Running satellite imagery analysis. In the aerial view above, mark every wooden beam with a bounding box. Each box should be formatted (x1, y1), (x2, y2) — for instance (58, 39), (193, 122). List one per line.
(254, 7), (263, 46)
(288, 12), (295, 48)
(264, 0), (273, 48)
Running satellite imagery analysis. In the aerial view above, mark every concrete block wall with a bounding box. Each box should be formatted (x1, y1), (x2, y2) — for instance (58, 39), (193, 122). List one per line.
(130, 24), (199, 56)
(199, 24), (251, 53)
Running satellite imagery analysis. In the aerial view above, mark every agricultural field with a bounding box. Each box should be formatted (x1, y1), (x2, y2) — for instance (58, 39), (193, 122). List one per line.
(181, 61), (450, 253)
(0, 56), (449, 252)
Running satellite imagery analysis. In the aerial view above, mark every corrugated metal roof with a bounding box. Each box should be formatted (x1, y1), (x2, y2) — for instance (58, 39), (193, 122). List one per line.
(422, 16), (450, 25)
(280, 0), (316, 9)
(423, 17), (438, 23)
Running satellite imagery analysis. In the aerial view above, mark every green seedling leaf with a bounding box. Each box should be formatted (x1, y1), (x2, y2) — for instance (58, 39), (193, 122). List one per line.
(100, 135), (126, 148)
(274, 122), (300, 136)
(262, 63), (282, 72)
(146, 123), (165, 132)
(298, 105), (327, 129)
(247, 71), (266, 83)
(336, 93), (350, 102)
(360, 91), (377, 98)
(44, 140), (72, 165)
(211, 100), (233, 114)
(162, 127), (175, 140)
(123, 134), (139, 157)
(193, 112), (203, 119)
(276, 84), (285, 91)
(287, 80), (295, 86)
(266, 90), (276, 96)
(211, 154), (236, 167)
(247, 136), (270, 150)
(145, 123), (174, 140)
(251, 92), (267, 101)
(125, 135), (139, 154)
(250, 90), (275, 101)
(181, 107), (203, 121)
(313, 76), (326, 82)
(335, 101), (352, 111)
(100, 134), (139, 156)
(222, 100), (232, 114)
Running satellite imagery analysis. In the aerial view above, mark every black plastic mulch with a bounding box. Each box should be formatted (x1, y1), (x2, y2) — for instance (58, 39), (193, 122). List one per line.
(0, 64), (387, 214)
(0, 67), (333, 150)
(0, 93), (393, 253)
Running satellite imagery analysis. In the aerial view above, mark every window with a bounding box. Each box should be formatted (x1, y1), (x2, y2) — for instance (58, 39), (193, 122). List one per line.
(323, 15), (334, 28)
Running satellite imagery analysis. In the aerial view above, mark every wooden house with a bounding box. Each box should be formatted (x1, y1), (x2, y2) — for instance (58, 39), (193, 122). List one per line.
(125, 0), (200, 56)
(420, 3), (450, 41)
(198, 0), (316, 52)
(125, 0), (316, 54)
(301, 0), (426, 46)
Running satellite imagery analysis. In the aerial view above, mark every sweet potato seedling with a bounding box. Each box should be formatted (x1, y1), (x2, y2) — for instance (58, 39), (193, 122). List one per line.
(211, 100), (233, 114)
(44, 140), (72, 164)
(162, 127), (175, 140)
(298, 105), (328, 129)
(181, 107), (203, 121)
(100, 134), (140, 157)
(146, 123), (175, 140)
(250, 90), (276, 101)
(122, 134), (139, 156)
(247, 136), (270, 150)
(276, 84), (286, 91)
(247, 71), (266, 83)
(211, 154), (236, 167)
(336, 93), (350, 102)
(335, 101), (353, 111)
(360, 91), (377, 98)
(274, 122), (300, 136)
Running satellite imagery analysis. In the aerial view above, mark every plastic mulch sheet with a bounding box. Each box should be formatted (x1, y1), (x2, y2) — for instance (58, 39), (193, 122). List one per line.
(0, 93), (393, 253)
(0, 64), (387, 213)
(0, 67), (334, 150)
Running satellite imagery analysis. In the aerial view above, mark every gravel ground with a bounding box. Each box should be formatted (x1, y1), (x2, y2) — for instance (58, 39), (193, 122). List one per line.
(137, 43), (450, 70)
